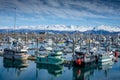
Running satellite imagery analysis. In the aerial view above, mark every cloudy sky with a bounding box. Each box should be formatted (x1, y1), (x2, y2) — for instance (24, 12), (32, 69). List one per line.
(0, 0), (120, 28)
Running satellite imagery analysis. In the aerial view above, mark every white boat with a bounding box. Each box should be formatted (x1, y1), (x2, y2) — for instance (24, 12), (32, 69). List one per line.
(98, 60), (114, 70)
(47, 39), (53, 46)
(0, 42), (3, 46)
(97, 51), (113, 65)
(53, 46), (62, 52)
(75, 45), (80, 51)
(3, 41), (29, 60)
(46, 46), (53, 51)
(39, 44), (53, 51)
(35, 45), (51, 55)
(64, 47), (72, 53)
(96, 46), (115, 64)
(36, 51), (64, 65)
(35, 50), (50, 56)
(56, 42), (66, 47)
(3, 8), (29, 60)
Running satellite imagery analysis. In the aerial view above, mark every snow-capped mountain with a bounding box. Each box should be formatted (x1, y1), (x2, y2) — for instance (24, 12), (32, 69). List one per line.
(0, 25), (91, 32)
(0, 25), (120, 33)
(93, 25), (120, 32)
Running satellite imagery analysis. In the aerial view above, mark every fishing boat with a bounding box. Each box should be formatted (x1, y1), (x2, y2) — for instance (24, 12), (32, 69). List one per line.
(73, 46), (96, 67)
(96, 50), (113, 65)
(37, 45), (51, 55)
(46, 46), (53, 51)
(35, 44), (53, 56)
(36, 50), (64, 65)
(63, 47), (72, 53)
(46, 39), (53, 46)
(75, 45), (87, 54)
(73, 52), (96, 67)
(97, 60), (113, 70)
(3, 8), (29, 60)
(97, 54), (113, 65)
(3, 41), (29, 60)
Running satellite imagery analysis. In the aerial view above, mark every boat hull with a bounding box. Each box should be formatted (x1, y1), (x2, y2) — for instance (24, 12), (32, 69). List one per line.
(73, 60), (96, 67)
(36, 57), (64, 65)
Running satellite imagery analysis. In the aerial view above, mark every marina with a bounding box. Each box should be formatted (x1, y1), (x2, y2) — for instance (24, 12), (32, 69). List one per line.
(0, 32), (120, 80)
(0, 0), (120, 80)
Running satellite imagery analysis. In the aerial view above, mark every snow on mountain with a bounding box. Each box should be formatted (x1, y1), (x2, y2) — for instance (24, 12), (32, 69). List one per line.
(94, 25), (120, 32)
(18, 25), (93, 32)
(0, 25), (120, 32)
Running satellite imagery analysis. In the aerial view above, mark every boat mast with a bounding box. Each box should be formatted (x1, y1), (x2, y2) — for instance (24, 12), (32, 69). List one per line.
(72, 32), (75, 61)
(14, 8), (16, 39)
(88, 33), (90, 53)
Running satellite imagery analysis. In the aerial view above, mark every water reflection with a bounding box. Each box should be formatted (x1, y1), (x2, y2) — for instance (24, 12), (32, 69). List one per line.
(97, 61), (114, 70)
(3, 58), (29, 68)
(3, 58), (29, 76)
(97, 61), (114, 80)
(36, 64), (63, 77)
(0, 56), (118, 80)
(73, 64), (96, 80)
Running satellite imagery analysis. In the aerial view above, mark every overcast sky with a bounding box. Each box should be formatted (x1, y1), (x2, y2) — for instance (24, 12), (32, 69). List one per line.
(0, 0), (120, 28)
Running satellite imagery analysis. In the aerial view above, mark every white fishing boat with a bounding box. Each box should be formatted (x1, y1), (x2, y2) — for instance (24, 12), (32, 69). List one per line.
(3, 41), (29, 60)
(35, 45), (52, 55)
(64, 47), (72, 53)
(98, 60), (113, 70)
(75, 45), (80, 51)
(46, 46), (53, 51)
(47, 39), (53, 46)
(36, 51), (64, 65)
(3, 8), (29, 60)
(97, 50), (113, 65)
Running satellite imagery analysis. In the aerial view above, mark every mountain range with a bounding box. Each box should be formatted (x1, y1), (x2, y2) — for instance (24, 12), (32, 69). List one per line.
(0, 25), (120, 34)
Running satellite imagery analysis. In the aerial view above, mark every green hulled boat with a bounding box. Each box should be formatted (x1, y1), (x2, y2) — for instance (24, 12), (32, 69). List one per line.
(36, 51), (64, 65)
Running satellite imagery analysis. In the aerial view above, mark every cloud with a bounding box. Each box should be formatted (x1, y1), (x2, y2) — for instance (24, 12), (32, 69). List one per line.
(0, 0), (120, 27)
(0, 0), (119, 19)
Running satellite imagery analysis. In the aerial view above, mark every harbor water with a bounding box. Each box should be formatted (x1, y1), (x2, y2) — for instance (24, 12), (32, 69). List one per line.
(0, 56), (120, 80)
